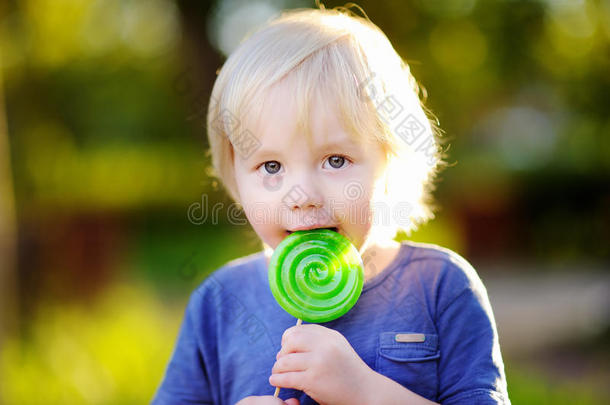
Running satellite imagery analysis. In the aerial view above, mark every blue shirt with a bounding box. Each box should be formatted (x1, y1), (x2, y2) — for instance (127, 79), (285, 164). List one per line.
(151, 241), (510, 404)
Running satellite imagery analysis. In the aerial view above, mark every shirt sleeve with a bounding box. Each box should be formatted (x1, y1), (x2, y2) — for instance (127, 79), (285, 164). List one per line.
(151, 290), (215, 405)
(435, 260), (510, 405)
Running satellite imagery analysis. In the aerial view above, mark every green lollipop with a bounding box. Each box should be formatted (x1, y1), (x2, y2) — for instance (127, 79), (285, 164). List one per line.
(269, 229), (364, 397)
(268, 229), (364, 323)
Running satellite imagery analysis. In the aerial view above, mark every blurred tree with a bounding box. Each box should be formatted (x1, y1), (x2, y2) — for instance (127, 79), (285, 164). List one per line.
(0, 61), (17, 363)
(174, 0), (223, 136)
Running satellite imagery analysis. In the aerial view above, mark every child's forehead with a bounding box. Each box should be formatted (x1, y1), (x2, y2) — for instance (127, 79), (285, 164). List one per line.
(240, 79), (366, 151)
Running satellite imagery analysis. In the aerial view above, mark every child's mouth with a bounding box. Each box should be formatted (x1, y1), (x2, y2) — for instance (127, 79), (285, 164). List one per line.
(286, 227), (339, 235)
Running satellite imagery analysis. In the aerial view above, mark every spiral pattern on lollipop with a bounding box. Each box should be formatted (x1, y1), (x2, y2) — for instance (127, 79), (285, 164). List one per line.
(268, 229), (364, 323)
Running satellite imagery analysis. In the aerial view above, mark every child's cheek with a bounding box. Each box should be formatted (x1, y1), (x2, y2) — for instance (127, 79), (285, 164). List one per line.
(239, 200), (286, 247)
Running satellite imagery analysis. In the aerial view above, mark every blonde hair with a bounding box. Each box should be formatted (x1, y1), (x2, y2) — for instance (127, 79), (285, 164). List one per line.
(206, 5), (447, 239)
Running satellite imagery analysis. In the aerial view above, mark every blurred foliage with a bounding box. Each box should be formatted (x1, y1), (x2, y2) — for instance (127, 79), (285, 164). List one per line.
(128, 220), (261, 291)
(506, 365), (609, 405)
(1, 0), (609, 403)
(1, 281), (182, 405)
(397, 211), (466, 254)
(1, 0), (607, 261)
(2, 0), (209, 215)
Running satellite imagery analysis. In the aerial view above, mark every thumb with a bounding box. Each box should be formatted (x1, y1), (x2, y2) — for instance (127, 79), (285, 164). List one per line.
(284, 399), (300, 405)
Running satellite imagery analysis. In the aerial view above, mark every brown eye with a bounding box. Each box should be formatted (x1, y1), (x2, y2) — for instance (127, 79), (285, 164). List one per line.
(263, 161), (281, 174)
(328, 155), (345, 169)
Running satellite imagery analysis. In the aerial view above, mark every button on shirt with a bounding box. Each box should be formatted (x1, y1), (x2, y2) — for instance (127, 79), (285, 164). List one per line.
(151, 241), (510, 404)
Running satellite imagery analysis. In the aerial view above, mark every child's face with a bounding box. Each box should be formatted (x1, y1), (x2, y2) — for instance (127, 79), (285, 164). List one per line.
(233, 81), (387, 252)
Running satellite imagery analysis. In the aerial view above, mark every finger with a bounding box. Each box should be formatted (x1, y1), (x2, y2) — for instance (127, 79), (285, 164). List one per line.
(266, 396), (287, 404)
(235, 396), (285, 405)
(281, 324), (337, 347)
(278, 331), (311, 357)
(281, 324), (326, 344)
(279, 324), (334, 358)
(284, 398), (300, 405)
(269, 371), (306, 391)
(272, 352), (310, 374)
(281, 324), (322, 344)
(281, 325), (303, 345)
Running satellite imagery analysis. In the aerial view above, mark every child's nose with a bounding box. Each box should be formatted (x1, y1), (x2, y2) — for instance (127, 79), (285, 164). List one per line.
(283, 182), (324, 211)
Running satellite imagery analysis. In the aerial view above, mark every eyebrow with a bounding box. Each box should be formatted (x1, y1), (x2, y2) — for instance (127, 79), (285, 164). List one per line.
(250, 139), (361, 161)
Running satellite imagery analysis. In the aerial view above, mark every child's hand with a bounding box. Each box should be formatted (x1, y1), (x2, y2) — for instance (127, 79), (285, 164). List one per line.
(270, 324), (376, 405)
(235, 396), (300, 405)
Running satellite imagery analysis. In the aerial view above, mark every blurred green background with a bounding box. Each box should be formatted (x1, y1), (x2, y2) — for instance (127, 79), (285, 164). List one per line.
(0, 0), (609, 403)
